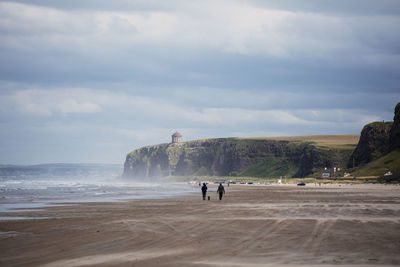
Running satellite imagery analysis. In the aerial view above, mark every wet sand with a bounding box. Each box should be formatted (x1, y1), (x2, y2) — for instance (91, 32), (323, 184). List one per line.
(1, 184), (400, 266)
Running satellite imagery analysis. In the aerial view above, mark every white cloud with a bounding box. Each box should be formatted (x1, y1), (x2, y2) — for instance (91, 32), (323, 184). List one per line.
(1, 1), (399, 164)
(3, 87), (307, 125)
(13, 89), (102, 116)
(6, 87), (383, 129)
(1, 85), (396, 164)
(1, 0), (398, 60)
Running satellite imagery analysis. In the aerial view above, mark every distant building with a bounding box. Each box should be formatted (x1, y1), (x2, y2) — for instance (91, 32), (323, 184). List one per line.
(171, 131), (182, 143)
(322, 170), (331, 178)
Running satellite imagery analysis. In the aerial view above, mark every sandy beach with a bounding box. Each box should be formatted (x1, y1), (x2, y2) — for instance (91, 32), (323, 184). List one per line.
(1, 184), (400, 266)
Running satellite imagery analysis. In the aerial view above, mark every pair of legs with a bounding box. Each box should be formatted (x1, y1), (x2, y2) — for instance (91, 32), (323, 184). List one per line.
(219, 192), (223, 200)
(202, 192), (206, 200)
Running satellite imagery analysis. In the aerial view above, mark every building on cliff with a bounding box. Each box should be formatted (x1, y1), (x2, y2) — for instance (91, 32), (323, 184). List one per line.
(171, 131), (182, 143)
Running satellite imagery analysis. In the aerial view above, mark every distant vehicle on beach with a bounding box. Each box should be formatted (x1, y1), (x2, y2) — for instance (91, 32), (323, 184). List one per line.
(297, 181), (306, 186)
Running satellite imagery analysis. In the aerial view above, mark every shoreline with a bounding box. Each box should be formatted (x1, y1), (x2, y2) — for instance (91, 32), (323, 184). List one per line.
(3, 182), (398, 221)
(1, 184), (400, 266)
(0, 181), (199, 216)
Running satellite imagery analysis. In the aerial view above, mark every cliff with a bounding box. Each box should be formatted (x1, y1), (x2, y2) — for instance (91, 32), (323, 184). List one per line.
(390, 102), (400, 151)
(123, 138), (352, 179)
(348, 102), (400, 169)
(347, 122), (393, 168)
(123, 102), (400, 180)
(347, 102), (400, 179)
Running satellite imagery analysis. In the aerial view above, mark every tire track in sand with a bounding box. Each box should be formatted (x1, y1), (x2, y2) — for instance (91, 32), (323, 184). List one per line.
(229, 219), (287, 256)
(299, 219), (336, 254)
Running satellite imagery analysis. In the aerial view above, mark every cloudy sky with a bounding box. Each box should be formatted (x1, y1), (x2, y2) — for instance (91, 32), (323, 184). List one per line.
(0, 0), (399, 164)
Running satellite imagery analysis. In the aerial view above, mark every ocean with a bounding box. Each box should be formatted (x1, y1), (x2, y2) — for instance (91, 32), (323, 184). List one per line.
(0, 163), (197, 220)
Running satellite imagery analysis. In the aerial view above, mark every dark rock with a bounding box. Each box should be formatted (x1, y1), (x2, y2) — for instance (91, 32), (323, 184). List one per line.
(349, 102), (400, 168)
(389, 102), (400, 151)
(348, 122), (392, 168)
(377, 174), (400, 183)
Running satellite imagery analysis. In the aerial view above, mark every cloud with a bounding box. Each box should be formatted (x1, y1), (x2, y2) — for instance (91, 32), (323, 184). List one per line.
(249, 0), (400, 16)
(0, 85), (396, 164)
(7, 88), (307, 125)
(0, 0), (399, 164)
(4, 87), (390, 128)
(0, 0), (399, 92)
(1, 1), (399, 59)
(12, 89), (102, 116)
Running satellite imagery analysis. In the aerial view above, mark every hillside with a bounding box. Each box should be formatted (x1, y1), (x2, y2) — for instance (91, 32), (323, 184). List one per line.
(123, 136), (355, 179)
(348, 122), (393, 168)
(350, 102), (400, 178)
(352, 150), (400, 177)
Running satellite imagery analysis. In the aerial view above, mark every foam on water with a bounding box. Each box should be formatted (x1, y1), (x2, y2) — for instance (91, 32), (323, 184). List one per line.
(0, 164), (197, 218)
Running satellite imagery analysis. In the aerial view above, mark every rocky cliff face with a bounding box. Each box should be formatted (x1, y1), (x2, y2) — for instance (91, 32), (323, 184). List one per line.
(123, 138), (350, 179)
(347, 122), (393, 168)
(390, 102), (400, 151)
(348, 102), (400, 168)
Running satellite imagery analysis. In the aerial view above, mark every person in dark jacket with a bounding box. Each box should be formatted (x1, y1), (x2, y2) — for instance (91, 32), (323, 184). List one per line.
(201, 183), (207, 200)
(217, 183), (225, 200)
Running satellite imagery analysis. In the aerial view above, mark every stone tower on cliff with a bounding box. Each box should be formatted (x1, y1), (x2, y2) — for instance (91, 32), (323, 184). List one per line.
(171, 132), (182, 143)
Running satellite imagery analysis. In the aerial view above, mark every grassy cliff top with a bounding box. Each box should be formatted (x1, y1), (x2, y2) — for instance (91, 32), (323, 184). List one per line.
(129, 134), (360, 154)
(239, 134), (360, 150)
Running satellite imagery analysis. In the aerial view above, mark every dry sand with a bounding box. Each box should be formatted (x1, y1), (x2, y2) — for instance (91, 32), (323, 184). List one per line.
(1, 184), (400, 266)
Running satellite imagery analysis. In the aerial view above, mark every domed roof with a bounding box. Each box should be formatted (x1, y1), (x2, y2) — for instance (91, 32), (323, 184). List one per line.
(172, 131), (182, 137)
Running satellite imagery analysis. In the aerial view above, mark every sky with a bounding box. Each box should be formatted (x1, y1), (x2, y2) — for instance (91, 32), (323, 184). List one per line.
(0, 0), (399, 164)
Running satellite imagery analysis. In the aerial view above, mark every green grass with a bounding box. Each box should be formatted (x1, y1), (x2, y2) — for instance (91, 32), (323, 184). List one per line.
(193, 166), (211, 176)
(238, 158), (298, 178)
(169, 135), (359, 150)
(352, 150), (400, 177)
(241, 134), (360, 150)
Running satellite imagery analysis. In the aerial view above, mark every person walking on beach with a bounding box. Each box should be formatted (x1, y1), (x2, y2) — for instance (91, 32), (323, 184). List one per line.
(201, 183), (208, 200)
(217, 183), (225, 200)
